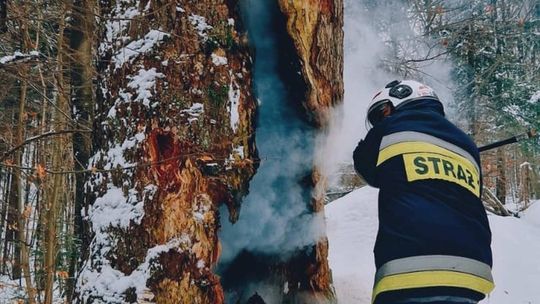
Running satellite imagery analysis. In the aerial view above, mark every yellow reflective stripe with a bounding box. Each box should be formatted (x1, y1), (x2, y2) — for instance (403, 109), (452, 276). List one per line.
(377, 141), (479, 175)
(403, 153), (480, 197)
(372, 270), (495, 303)
(379, 131), (480, 173)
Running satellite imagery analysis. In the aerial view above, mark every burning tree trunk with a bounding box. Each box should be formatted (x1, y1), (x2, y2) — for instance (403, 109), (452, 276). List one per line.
(279, 0), (343, 301)
(76, 0), (257, 302)
(218, 0), (342, 303)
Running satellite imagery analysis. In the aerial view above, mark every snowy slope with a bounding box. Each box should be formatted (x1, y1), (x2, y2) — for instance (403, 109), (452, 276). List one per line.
(326, 186), (540, 304)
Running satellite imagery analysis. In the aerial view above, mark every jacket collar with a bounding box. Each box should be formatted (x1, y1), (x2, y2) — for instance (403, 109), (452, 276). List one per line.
(396, 98), (445, 116)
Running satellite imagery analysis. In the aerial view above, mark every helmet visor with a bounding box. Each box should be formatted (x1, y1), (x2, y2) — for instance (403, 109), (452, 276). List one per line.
(367, 99), (394, 127)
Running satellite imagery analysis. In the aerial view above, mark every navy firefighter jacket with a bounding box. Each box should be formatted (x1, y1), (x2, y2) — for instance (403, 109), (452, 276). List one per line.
(353, 99), (494, 303)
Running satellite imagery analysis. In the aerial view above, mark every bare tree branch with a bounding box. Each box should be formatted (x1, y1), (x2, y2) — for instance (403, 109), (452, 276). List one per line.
(0, 129), (92, 162)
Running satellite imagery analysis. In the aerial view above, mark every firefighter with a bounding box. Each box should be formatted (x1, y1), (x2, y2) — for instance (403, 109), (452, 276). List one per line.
(353, 80), (494, 304)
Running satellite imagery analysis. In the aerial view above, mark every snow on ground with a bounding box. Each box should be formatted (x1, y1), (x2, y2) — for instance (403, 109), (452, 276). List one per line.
(326, 186), (540, 304)
(486, 201), (540, 304)
(0, 275), (63, 303)
(326, 187), (378, 303)
(0, 275), (25, 302)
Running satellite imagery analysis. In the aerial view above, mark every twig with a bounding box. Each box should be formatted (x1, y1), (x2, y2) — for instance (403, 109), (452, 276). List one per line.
(0, 129), (92, 162)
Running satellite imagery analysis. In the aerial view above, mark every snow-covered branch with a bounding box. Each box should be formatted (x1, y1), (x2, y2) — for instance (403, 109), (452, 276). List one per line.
(0, 51), (42, 67)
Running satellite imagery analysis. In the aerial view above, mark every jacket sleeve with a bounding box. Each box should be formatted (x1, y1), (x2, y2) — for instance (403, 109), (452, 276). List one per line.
(353, 128), (383, 188)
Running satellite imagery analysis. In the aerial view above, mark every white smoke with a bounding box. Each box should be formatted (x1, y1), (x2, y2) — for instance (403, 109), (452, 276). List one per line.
(218, 0), (326, 267)
(321, 0), (457, 186)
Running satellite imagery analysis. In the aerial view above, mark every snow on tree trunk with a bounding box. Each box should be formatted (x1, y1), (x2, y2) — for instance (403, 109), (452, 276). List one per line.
(76, 1), (257, 303)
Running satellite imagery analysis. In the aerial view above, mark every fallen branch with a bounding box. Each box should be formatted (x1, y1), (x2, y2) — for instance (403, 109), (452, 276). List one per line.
(482, 188), (512, 216)
(482, 204), (499, 215)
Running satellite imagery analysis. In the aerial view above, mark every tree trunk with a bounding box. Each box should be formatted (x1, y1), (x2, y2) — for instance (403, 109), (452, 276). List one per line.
(44, 145), (64, 304)
(35, 57), (49, 297)
(520, 163), (531, 209)
(278, 0), (344, 127)
(496, 148), (507, 204)
(278, 0), (343, 301)
(13, 9), (38, 300)
(69, 0), (95, 300)
(0, 0), (6, 33)
(466, 22), (479, 138)
(76, 0), (257, 302)
(0, 166), (8, 272)
(44, 5), (69, 303)
(7, 147), (21, 280)
(16, 69), (37, 304)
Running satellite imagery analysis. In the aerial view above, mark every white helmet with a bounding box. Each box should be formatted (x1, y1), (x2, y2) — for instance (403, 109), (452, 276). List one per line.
(366, 80), (440, 129)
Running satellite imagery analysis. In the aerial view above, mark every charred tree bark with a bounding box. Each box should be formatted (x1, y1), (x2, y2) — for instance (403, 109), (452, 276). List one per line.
(76, 0), (257, 302)
(278, 0), (343, 302)
(278, 0), (344, 127)
(219, 0), (342, 303)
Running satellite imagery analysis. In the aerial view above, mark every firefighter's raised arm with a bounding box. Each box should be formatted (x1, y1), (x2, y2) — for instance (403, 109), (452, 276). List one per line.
(353, 127), (383, 188)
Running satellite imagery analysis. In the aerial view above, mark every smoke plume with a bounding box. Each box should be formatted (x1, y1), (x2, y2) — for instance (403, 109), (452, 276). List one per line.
(322, 0), (457, 185)
(218, 0), (324, 271)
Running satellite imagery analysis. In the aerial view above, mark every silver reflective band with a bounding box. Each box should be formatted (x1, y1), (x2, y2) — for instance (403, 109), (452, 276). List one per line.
(374, 255), (494, 285)
(379, 131), (480, 174)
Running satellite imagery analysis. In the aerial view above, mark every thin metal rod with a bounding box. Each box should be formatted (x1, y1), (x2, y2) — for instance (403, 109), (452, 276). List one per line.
(478, 129), (537, 152)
